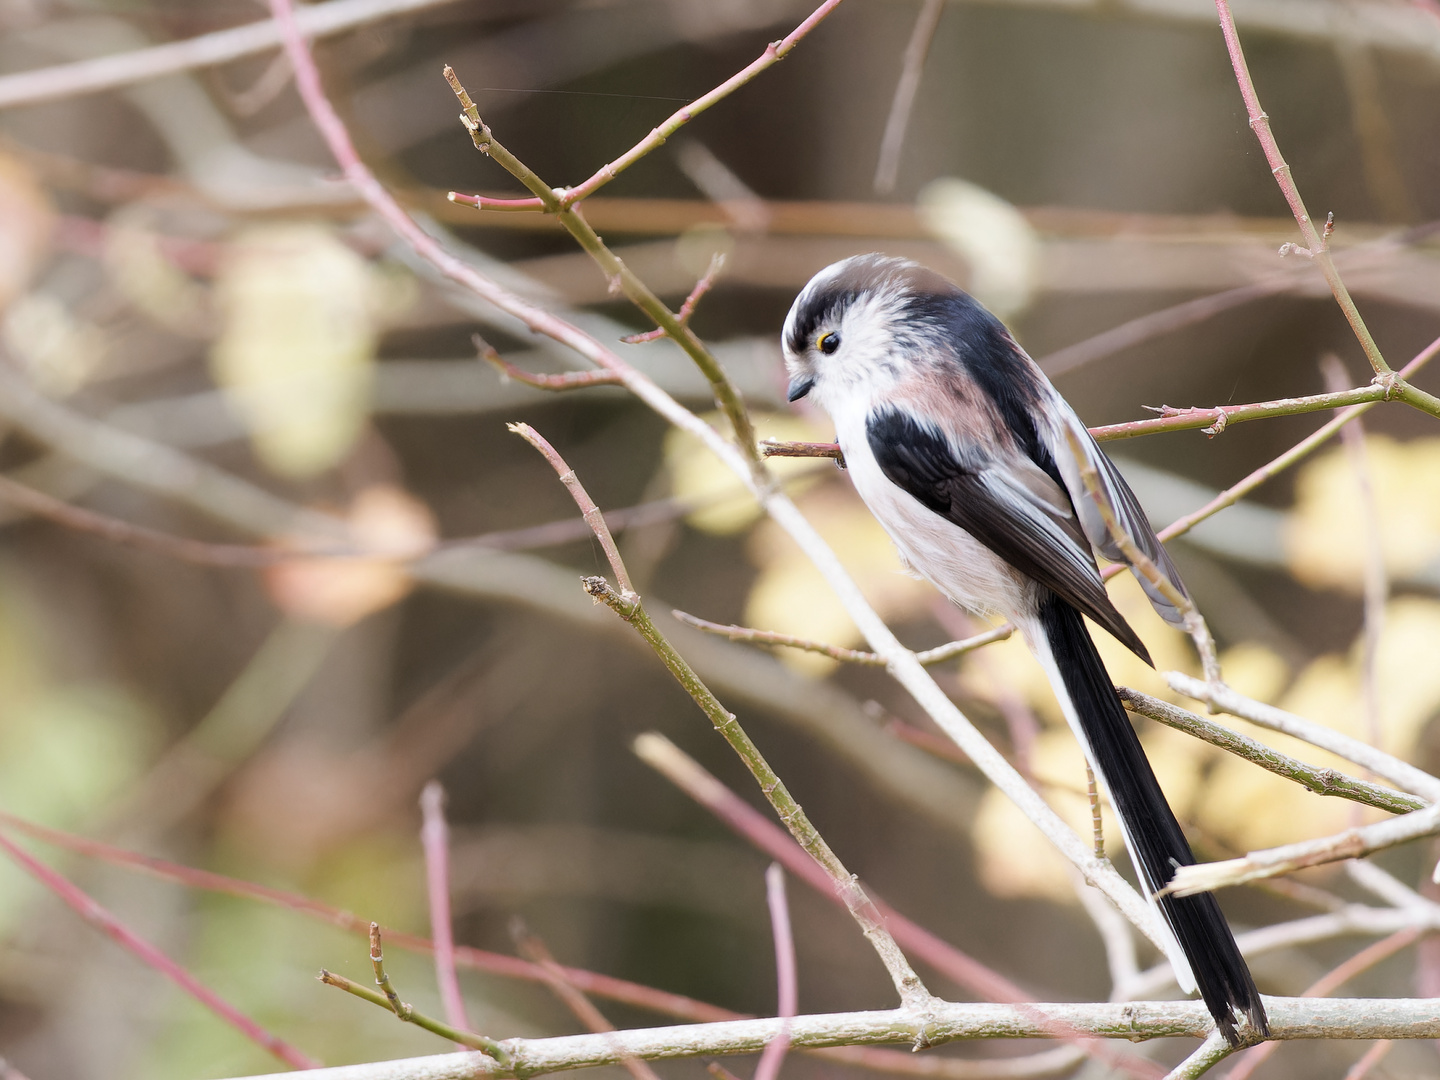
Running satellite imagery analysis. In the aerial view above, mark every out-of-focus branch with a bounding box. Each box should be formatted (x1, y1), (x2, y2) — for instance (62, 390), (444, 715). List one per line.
(0, 0), (464, 110)
(753, 865), (796, 1080)
(671, 611), (1013, 666)
(446, 67), (760, 463)
(873, 0), (946, 194)
(1117, 689), (1427, 817)
(419, 783), (470, 1040)
(0, 830), (319, 1069)
(633, 733), (1165, 1079)
(1167, 674), (1440, 803)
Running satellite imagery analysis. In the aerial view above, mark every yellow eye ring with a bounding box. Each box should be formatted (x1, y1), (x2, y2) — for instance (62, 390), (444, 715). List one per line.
(817, 332), (840, 355)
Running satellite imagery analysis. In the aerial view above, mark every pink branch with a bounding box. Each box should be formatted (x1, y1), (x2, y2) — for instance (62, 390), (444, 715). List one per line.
(1213, 0), (1390, 376)
(0, 829), (319, 1070)
(419, 781), (470, 1038)
(754, 865), (796, 1080)
(0, 810), (732, 1024)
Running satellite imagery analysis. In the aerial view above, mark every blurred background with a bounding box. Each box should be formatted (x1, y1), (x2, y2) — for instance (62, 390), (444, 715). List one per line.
(0, 1), (1439, 1077)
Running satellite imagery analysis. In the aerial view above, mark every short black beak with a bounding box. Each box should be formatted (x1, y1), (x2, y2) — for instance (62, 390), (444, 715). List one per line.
(787, 375), (815, 402)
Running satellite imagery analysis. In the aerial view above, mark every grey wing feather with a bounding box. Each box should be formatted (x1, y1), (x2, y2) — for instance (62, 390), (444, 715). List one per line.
(1046, 409), (1191, 629)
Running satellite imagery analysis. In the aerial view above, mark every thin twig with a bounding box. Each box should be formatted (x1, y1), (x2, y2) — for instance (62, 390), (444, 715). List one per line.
(1063, 427), (1219, 683)
(1214, 0), (1391, 377)
(591, 581), (931, 1010)
(480, 341), (623, 391)
(873, 0), (946, 194)
(1129, 331), (1440, 555)
(320, 964), (510, 1063)
(671, 611), (1012, 666)
(622, 254), (726, 344)
(419, 783), (470, 1040)
(755, 865), (797, 1080)
(446, 67), (761, 465)
(0, 830), (319, 1069)
(509, 423), (636, 598)
(0, 0), (463, 110)
(1088, 384), (1392, 442)
(1166, 674), (1440, 803)
(1117, 688), (1427, 816)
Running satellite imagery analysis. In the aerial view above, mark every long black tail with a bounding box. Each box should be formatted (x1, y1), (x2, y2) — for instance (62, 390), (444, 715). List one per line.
(1040, 595), (1268, 1047)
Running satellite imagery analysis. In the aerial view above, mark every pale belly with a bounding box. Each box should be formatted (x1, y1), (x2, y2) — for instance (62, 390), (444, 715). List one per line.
(836, 422), (1038, 624)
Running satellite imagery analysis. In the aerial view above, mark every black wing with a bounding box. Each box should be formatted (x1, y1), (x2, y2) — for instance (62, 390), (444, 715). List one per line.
(868, 408), (1152, 665)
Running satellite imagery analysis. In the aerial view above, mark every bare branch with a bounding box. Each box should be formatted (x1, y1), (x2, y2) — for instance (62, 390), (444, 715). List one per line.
(508, 424), (635, 598)
(1166, 674), (1440, 803)
(214, 998), (1440, 1080)
(671, 611), (1012, 666)
(1214, 0), (1390, 377)
(1117, 688), (1427, 817)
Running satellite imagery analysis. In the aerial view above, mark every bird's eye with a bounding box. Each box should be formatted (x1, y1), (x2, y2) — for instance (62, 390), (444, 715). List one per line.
(817, 332), (840, 355)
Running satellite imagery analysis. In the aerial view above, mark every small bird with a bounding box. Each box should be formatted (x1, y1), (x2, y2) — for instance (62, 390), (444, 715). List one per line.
(782, 254), (1267, 1046)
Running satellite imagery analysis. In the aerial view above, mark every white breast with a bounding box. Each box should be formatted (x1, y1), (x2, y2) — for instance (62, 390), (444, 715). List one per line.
(826, 395), (1036, 623)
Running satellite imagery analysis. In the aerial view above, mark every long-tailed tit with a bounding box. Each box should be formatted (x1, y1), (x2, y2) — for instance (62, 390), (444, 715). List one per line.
(783, 254), (1267, 1046)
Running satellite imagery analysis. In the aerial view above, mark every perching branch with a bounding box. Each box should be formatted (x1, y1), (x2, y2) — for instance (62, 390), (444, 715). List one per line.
(215, 998), (1440, 1080)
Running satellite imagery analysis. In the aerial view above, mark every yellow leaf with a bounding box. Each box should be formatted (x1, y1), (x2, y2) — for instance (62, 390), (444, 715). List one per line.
(212, 224), (377, 478)
(265, 486), (436, 627)
(664, 411), (834, 535)
(744, 485), (932, 673)
(0, 152), (53, 311)
(1285, 436), (1440, 590)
